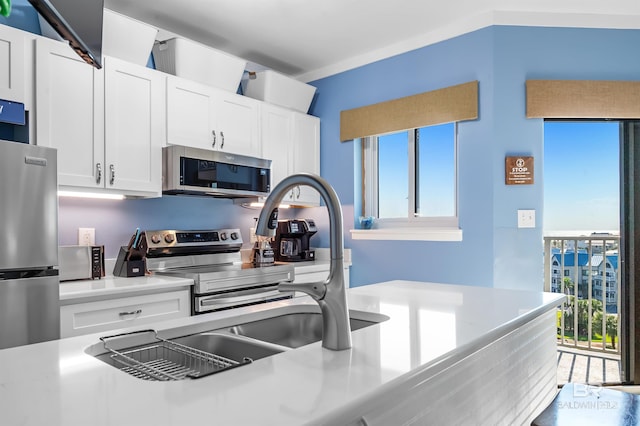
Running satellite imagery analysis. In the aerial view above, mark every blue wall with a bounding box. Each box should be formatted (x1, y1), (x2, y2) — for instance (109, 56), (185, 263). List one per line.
(308, 25), (640, 291)
(309, 27), (497, 289)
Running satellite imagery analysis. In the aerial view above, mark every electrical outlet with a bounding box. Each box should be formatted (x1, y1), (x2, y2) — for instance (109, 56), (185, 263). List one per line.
(78, 228), (95, 245)
(517, 210), (535, 229)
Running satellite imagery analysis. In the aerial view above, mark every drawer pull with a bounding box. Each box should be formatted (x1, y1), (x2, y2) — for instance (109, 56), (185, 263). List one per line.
(119, 309), (142, 317)
(96, 163), (102, 184)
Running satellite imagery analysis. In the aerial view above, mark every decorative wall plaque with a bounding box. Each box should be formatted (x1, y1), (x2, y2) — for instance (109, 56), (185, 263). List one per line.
(505, 156), (534, 185)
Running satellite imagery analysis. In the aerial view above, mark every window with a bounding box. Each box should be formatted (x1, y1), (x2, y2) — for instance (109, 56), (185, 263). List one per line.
(361, 122), (458, 231)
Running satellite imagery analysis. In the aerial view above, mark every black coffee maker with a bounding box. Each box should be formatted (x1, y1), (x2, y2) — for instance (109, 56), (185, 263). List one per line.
(273, 219), (317, 262)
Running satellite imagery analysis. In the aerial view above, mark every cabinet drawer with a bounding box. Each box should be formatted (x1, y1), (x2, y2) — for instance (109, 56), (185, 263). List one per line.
(294, 271), (329, 284)
(292, 267), (351, 297)
(60, 290), (190, 338)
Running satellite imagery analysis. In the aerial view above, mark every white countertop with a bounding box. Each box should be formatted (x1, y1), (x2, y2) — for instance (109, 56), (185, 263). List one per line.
(59, 275), (194, 304)
(3, 281), (563, 425)
(59, 258), (336, 303)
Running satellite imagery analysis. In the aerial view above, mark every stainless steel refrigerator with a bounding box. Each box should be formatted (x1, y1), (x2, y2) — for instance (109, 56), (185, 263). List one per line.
(0, 141), (60, 349)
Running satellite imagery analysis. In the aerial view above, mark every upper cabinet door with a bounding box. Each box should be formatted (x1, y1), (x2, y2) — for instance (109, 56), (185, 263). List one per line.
(166, 75), (260, 157)
(104, 56), (164, 195)
(260, 104), (294, 190)
(166, 76), (217, 150)
(35, 37), (104, 189)
(0, 26), (25, 103)
(292, 113), (320, 205)
(215, 90), (260, 157)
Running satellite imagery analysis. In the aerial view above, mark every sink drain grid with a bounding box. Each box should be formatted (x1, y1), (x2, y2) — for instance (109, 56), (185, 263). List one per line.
(101, 329), (251, 381)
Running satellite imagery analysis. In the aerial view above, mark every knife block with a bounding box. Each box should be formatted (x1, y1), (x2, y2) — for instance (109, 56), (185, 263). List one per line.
(113, 246), (146, 277)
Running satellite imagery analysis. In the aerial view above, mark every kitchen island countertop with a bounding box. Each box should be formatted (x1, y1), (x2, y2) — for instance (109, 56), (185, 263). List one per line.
(3, 281), (563, 425)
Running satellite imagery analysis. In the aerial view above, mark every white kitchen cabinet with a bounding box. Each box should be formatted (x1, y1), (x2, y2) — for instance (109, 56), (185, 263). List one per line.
(294, 267), (350, 288)
(0, 25), (25, 103)
(35, 37), (104, 189)
(292, 264), (350, 298)
(261, 104), (293, 190)
(60, 289), (190, 338)
(103, 56), (165, 194)
(35, 37), (164, 197)
(260, 104), (320, 206)
(292, 113), (321, 205)
(166, 75), (260, 157)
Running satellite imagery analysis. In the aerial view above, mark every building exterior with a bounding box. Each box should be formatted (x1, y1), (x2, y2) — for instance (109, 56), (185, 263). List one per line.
(551, 251), (619, 312)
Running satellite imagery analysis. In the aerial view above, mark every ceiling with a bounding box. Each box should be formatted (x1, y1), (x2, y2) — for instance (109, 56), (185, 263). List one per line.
(104, 0), (640, 82)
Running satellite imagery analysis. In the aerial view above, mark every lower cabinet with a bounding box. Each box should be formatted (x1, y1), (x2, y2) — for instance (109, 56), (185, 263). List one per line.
(60, 289), (190, 338)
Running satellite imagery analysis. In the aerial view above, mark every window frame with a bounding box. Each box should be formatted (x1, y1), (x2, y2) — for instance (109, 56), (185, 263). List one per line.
(352, 123), (462, 241)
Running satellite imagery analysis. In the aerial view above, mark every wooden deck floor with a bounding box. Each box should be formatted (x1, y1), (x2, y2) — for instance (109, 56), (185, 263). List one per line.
(557, 346), (621, 385)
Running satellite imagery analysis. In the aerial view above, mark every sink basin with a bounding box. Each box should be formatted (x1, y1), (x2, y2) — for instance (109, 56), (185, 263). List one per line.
(89, 307), (388, 380)
(171, 332), (284, 361)
(92, 331), (284, 381)
(222, 311), (388, 348)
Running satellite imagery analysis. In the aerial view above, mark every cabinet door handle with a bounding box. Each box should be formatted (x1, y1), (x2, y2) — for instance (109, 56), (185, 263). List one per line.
(212, 130), (216, 148)
(109, 164), (115, 185)
(96, 163), (102, 184)
(220, 131), (225, 149)
(119, 309), (142, 317)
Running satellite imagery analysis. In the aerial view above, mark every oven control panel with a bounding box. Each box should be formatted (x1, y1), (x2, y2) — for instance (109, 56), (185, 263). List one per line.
(144, 228), (243, 249)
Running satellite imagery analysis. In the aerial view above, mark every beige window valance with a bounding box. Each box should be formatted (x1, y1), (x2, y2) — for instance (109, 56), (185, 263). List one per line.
(339, 80), (479, 141)
(526, 80), (640, 119)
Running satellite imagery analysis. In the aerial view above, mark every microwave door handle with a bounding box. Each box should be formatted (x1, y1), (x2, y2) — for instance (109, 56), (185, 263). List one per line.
(200, 287), (283, 307)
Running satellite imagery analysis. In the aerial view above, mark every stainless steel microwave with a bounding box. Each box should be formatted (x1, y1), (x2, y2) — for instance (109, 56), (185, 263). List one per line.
(162, 145), (271, 198)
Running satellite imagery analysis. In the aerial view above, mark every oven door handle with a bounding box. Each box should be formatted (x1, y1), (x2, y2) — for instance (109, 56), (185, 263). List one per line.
(200, 287), (286, 307)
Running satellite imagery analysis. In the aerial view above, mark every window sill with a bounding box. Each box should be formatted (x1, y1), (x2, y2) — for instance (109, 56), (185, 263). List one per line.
(350, 228), (463, 241)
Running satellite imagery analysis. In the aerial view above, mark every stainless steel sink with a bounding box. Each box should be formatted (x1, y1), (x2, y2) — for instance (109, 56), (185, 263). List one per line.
(222, 311), (387, 348)
(92, 330), (284, 381)
(89, 307), (388, 380)
(171, 332), (284, 361)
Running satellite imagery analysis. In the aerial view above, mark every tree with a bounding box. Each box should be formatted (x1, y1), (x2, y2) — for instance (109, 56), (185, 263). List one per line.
(563, 277), (574, 295)
(593, 312), (619, 349)
(563, 296), (603, 337)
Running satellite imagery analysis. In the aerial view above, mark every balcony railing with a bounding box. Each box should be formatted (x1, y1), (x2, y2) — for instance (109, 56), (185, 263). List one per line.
(543, 234), (621, 356)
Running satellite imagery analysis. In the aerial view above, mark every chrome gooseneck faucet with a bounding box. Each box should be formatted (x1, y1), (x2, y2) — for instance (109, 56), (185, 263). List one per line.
(255, 173), (352, 351)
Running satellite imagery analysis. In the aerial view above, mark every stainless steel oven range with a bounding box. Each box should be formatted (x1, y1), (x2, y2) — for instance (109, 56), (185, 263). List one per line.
(144, 229), (294, 315)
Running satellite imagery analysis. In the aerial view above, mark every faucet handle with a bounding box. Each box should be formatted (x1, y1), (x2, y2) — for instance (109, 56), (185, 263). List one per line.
(279, 281), (326, 300)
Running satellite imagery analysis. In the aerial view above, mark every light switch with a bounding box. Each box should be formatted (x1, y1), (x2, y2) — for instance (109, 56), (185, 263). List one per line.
(517, 209), (535, 228)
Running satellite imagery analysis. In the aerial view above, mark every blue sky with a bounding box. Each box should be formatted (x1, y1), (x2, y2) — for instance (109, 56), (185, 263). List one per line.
(378, 123), (455, 218)
(543, 121), (619, 233)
